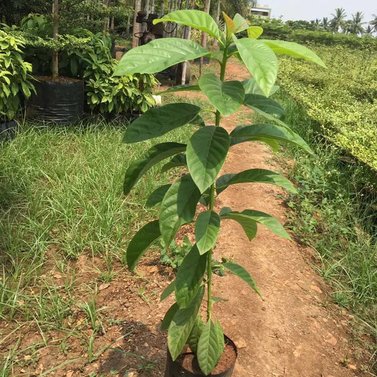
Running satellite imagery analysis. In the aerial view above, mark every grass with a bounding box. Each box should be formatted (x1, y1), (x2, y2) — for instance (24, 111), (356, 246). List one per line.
(0, 119), (192, 374)
(274, 93), (377, 344)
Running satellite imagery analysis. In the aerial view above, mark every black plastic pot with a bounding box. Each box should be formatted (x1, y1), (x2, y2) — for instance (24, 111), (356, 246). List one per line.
(28, 77), (84, 124)
(0, 120), (17, 141)
(165, 337), (237, 377)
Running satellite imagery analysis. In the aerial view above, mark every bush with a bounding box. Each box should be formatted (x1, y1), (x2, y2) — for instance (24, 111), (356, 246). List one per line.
(0, 30), (35, 121)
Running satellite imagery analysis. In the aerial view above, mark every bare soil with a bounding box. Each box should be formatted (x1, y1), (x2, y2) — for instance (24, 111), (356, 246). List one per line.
(0, 61), (373, 377)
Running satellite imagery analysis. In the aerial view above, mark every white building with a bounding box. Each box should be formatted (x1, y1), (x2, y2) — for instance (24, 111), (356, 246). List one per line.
(250, 4), (271, 18)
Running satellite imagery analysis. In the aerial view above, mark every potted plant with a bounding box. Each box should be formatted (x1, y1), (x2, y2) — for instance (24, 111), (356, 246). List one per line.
(114, 10), (325, 376)
(0, 30), (34, 140)
(28, 0), (85, 124)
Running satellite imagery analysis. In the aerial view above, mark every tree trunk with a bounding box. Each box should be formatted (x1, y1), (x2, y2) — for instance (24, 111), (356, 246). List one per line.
(52, 0), (59, 79)
(132, 0), (142, 48)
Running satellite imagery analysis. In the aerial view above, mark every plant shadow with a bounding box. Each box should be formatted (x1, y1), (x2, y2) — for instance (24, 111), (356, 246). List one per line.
(98, 320), (167, 376)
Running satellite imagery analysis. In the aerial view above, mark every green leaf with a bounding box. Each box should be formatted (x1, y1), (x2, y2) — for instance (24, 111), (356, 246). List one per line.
(154, 10), (221, 40)
(233, 14), (250, 33)
(219, 208), (257, 240)
(243, 78), (279, 96)
(195, 211), (221, 254)
(168, 287), (204, 360)
(187, 127), (230, 193)
(244, 94), (284, 118)
(198, 73), (245, 116)
(262, 39), (326, 68)
(175, 245), (207, 308)
(123, 142), (186, 195)
(124, 103), (200, 143)
(235, 38), (278, 97)
(221, 208), (291, 240)
(161, 280), (175, 301)
(197, 320), (225, 375)
(223, 261), (261, 297)
(230, 124), (312, 154)
(146, 184), (172, 207)
(187, 317), (205, 353)
(216, 169), (297, 195)
(159, 175), (201, 246)
(161, 154), (187, 173)
(161, 303), (179, 330)
(114, 38), (209, 75)
(247, 26), (263, 39)
(126, 220), (161, 270)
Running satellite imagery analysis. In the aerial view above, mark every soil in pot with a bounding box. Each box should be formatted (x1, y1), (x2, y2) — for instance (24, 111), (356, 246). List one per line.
(166, 337), (237, 377)
(28, 76), (84, 124)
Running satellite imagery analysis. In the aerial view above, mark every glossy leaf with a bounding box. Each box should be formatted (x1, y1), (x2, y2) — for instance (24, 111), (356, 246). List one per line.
(244, 94), (284, 118)
(161, 280), (175, 301)
(175, 245), (207, 308)
(187, 317), (205, 353)
(114, 38), (209, 75)
(221, 208), (291, 240)
(195, 211), (221, 254)
(247, 26), (263, 39)
(123, 142), (186, 195)
(161, 154), (187, 173)
(235, 38), (278, 97)
(154, 10), (221, 40)
(199, 73), (245, 116)
(262, 39), (326, 68)
(223, 261), (261, 297)
(219, 208), (257, 241)
(197, 320), (225, 375)
(168, 287), (204, 360)
(216, 168), (297, 195)
(243, 78), (279, 96)
(233, 14), (250, 33)
(230, 124), (312, 154)
(126, 220), (161, 270)
(159, 175), (201, 246)
(124, 103), (200, 143)
(187, 126), (230, 193)
(161, 303), (179, 330)
(146, 184), (172, 207)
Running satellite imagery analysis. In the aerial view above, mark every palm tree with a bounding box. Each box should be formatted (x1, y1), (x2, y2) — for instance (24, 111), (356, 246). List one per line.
(322, 17), (329, 31)
(330, 7), (346, 32)
(370, 14), (377, 32)
(348, 11), (365, 34)
(364, 25), (373, 35)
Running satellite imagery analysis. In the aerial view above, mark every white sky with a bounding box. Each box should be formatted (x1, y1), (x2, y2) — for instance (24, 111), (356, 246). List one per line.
(263, 0), (375, 22)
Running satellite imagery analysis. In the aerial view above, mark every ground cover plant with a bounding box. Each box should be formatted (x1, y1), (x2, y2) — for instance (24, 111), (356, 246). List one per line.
(115, 10), (325, 374)
(277, 44), (377, 170)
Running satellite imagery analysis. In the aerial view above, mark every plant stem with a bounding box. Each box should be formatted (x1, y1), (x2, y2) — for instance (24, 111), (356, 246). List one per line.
(206, 43), (229, 322)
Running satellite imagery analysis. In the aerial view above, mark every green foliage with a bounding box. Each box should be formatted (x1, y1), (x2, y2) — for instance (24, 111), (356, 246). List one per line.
(277, 44), (377, 170)
(0, 30), (34, 120)
(120, 10), (323, 374)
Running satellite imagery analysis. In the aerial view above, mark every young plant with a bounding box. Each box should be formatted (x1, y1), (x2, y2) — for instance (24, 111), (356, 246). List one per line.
(115, 10), (325, 375)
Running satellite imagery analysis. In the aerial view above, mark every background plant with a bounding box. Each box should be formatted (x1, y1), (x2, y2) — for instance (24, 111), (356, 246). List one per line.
(115, 10), (325, 374)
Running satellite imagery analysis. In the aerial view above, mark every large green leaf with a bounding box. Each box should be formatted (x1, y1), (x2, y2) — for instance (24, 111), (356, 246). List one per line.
(216, 168), (297, 195)
(235, 38), (278, 97)
(146, 184), (171, 207)
(175, 245), (207, 308)
(161, 280), (175, 301)
(221, 208), (291, 240)
(195, 211), (221, 254)
(219, 207), (257, 240)
(126, 220), (161, 270)
(230, 124), (312, 154)
(168, 287), (204, 360)
(123, 142), (186, 195)
(243, 78), (279, 96)
(124, 103), (200, 143)
(187, 317), (205, 353)
(161, 154), (187, 173)
(161, 303), (179, 330)
(187, 126), (230, 193)
(223, 261), (261, 297)
(114, 38), (209, 75)
(262, 39), (326, 68)
(154, 10), (221, 40)
(159, 175), (201, 246)
(197, 320), (225, 375)
(244, 94), (284, 118)
(247, 26), (263, 39)
(198, 73), (245, 116)
(233, 14), (250, 33)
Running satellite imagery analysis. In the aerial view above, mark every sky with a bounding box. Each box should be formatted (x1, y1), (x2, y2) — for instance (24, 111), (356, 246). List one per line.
(263, 0), (376, 22)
